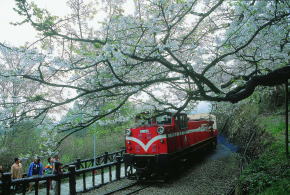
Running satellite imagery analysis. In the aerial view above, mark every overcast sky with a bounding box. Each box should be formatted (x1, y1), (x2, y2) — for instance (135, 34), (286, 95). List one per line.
(0, 0), (72, 46)
(192, 101), (211, 114)
(0, 0), (135, 46)
(1, 1), (31, 45)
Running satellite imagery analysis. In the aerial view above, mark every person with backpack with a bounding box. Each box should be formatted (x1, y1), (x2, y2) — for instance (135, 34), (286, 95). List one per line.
(27, 158), (43, 192)
(44, 157), (54, 175)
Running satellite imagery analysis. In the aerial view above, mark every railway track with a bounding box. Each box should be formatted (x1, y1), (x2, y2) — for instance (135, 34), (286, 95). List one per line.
(103, 181), (150, 195)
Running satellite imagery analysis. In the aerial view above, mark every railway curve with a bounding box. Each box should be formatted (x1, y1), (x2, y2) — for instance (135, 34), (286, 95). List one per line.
(85, 140), (240, 195)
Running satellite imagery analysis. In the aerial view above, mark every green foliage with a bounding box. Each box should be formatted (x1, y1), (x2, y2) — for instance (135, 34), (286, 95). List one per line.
(58, 101), (133, 164)
(175, 0), (186, 3)
(240, 142), (289, 194)
(257, 115), (285, 137)
(13, 0), (58, 35)
(0, 122), (40, 170)
(28, 94), (44, 102)
(93, 43), (103, 49)
(59, 131), (124, 164)
(214, 89), (289, 194)
(258, 179), (290, 195)
(239, 115), (290, 194)
(0, 119), (58, 171)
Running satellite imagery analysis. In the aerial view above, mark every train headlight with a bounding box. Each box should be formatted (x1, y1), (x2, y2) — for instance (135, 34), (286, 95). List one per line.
(157, 126), (165, 134)
(125, 129), (131, 136)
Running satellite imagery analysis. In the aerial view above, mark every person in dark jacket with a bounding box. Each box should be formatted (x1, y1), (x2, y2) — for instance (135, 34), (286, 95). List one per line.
(52, 155), (63, 194)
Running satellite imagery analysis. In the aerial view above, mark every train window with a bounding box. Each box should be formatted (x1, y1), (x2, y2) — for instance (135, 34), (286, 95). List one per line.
(201, 124), (208, 131)
(135, 118), (151, 126)
(156, 114), (172, 125)
(180, 114), (188, 129)
(135, 113), (152, 126)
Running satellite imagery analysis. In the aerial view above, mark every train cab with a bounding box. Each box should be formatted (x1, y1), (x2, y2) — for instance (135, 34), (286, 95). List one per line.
(124, 112), (218, 179)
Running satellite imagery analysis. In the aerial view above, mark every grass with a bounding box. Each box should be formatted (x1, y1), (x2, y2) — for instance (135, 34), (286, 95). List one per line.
(257, 115), (286, 137)
(239, 114), (290, 195)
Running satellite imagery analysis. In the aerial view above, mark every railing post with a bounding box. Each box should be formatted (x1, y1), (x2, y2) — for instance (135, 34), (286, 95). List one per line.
(57, 179), (61, 195)
(35, 181), (39, 195)
(46, 177), (51, 195)
(104, 152), (108, 164)
(2, 173), (12, 195)
(116, 156), (121, 180)
(76, 158), (81, 169)
(101, 168), (104, 184)
(285, 80), (289, 157)
(82, 172), (86, 191)
(69, 165), (76, 195)
(92, 169), (95, 187)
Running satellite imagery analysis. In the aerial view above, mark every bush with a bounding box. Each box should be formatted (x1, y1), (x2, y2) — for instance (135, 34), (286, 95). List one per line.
(239, 115), (290, 194)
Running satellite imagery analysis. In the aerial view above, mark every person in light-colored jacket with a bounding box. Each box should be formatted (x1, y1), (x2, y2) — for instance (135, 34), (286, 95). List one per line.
(11, 158), (23, 179)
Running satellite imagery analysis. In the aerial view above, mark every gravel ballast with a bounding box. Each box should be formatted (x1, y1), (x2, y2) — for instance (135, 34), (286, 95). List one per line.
(83, 144), (240, 195)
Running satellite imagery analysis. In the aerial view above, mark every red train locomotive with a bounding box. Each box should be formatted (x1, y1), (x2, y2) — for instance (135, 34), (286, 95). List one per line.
(124, 112), (218, 180)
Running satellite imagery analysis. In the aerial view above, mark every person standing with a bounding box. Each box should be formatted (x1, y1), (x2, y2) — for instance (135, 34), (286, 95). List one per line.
(11, 158), (23, 192)
(44, 157), (54, 175)
(28, 158), (43, 177)
(44, 157), (54, 189)
(0, 165), (3, 179)
(27, 158), (43, 192)
(52, 155), (63, 195)
(11, 158), (23, 179)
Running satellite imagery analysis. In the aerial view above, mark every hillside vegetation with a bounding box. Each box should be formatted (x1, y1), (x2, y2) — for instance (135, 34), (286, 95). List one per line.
(238, 114), (289, 195)
(214, 87), (290, 194)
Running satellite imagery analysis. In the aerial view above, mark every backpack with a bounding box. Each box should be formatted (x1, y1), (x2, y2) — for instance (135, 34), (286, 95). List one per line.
(32, 163), (40, 175)
(44, 163), (53, 175)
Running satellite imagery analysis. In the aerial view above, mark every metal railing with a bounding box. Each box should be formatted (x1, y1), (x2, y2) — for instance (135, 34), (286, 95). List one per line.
(0, 149), (126, 195)
(63, 149), (125, 170)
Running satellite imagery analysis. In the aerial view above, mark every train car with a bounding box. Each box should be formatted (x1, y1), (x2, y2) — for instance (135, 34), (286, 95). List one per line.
(124, 112), (218, 180)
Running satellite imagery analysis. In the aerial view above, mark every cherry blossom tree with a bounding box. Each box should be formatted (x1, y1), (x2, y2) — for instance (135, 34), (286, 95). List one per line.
(0, 0), (288, 134)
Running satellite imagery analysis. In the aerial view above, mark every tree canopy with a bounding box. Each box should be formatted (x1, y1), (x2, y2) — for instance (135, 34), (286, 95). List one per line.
(0, 0), (289, 134)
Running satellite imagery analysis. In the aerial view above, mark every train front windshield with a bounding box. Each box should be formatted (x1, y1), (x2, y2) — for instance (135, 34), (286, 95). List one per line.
(134, 112), (152, 126)
(134, 113), (172, 126)
(156, 114), (172, 125)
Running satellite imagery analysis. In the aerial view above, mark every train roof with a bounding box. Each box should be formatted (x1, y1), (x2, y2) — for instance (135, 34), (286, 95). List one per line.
(187, 113), (216, 121)
(188, 113), (217, 129)
(135, 111), (186, 118)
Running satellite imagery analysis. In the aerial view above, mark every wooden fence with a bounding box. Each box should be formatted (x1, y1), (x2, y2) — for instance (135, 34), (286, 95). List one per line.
(63, 150), (125, 170)
(0, 149), (126, 195)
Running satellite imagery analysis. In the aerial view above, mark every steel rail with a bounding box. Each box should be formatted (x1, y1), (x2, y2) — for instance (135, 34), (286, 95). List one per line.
(125, 184), (150, 195)
(102, 181), (150, 195)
